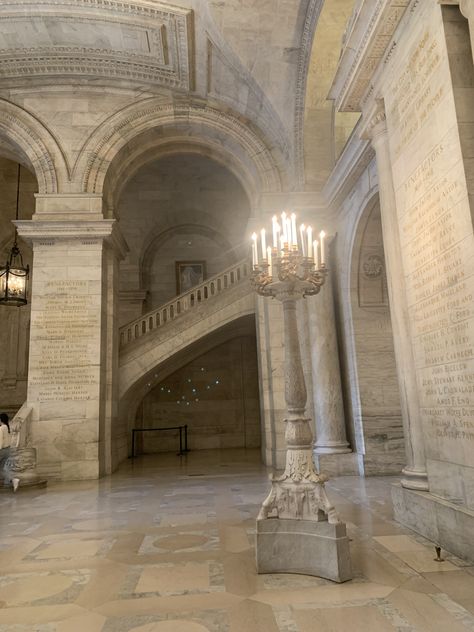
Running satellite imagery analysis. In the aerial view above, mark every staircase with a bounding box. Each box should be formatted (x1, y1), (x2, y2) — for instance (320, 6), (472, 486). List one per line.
(118, 259), (256, 399)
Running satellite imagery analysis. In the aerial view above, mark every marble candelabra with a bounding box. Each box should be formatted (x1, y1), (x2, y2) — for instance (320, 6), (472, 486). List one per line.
(251, 216), (352, 582)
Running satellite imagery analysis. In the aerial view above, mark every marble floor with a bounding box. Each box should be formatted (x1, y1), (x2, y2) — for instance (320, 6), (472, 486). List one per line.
(1, 449), (474, 632)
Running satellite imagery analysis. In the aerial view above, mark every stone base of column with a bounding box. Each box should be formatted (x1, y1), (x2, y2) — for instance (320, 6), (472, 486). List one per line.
(314, 452), (359, 476)
(401, 466), (429, 491)
(392, 483), (474, 564)
(314, 441), (351, 455)
(256, 518), (352, 582)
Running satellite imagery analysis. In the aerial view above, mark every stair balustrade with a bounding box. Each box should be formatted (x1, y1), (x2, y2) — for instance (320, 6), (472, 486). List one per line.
(119, 259), (250, 348)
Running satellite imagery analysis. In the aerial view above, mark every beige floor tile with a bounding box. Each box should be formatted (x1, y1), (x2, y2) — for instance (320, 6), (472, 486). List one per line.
(222, 526), (251, 553)
(135, 562), (210, 593)
(396, 549), (459, 573)
(228, 599), (279, 632)
(35, 538), (103, 559)
(2, 573), (74, 606)
(56, 611), (107, 632)
(388, 588), (470, 632)
(130, 622), (210, 632)
(374, 535), (428, 552)
(250, 581), (394, 607)
(294, 605), (396, 632)
(421, 569), (474, 601)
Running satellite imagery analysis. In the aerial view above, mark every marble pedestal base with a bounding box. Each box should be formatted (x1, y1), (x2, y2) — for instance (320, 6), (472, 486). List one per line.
(256, 518), (352, 583)
(313, 452), (359, 476)
(392, 483), (474, 564)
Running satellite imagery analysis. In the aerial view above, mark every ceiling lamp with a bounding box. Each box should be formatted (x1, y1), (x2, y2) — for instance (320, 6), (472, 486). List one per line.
(0, 165), (29, 306)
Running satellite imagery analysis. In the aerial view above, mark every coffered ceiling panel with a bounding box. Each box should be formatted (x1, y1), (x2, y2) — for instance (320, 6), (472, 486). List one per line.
(0, 0), (194, 89)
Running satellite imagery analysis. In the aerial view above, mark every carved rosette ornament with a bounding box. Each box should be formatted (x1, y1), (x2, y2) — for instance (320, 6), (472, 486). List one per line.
(251, 213), (340, 525)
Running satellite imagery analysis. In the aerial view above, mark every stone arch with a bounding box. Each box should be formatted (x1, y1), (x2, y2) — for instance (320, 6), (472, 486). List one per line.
(119, 314), (257, 457)
(344, 189), (404, 475)
(75, 98), (287, 201)
(104, 139), (255, 218)
(119, 288), (255, 401)
(0, 99), (69, 193)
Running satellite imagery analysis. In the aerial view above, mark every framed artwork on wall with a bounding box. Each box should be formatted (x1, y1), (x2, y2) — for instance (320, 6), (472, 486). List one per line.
(175, 261), (206, 294)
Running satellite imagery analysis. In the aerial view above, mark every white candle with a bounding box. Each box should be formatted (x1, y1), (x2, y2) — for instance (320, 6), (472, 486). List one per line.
(313, 240), (319, 267)
(281, 212), (287, 244)
(320, 231), (326, 265)
(261, 228), (267, 260)
(280, 233), (285, 252)
(291, 213), (297, 246)
(287, 218), (292, 246)
(251, 233), (258, 267)
(299, 224), (306, 256)
(272, 216), (278, 248)
(307, 226), (313, 258)
(267, 246), (272, 278)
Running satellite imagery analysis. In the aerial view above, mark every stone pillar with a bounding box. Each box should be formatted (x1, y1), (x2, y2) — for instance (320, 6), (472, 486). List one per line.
(17, 208), (127, 480)
(459, 0), (474, 63)
(362, 103), (428, 491)
(308, 256), (350, 455)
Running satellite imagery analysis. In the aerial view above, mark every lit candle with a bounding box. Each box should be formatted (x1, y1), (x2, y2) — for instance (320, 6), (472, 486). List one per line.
(267, 246), (272, 278)
(299, 224), (306, 256)
(280, 233), (285, 252)
(261, 228), (267, 260)
(307, 226), (313, 258)
(313, 240), (319, 267)
(272, 215), (278, 248)
(291, 213), (297, 246)
(320, 230), (326, 265)
(251, 233), (258, 267)
(286, 217), (292, 246)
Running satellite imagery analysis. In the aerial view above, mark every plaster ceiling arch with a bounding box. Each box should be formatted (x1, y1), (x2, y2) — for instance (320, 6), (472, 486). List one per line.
(0, 99), (69, 194)
(74, 97), (288, 198)
(104, 137), (254, 217)
(140, 222), (237, 292)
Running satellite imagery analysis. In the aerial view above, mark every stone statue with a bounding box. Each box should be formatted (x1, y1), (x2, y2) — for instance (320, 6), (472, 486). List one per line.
(4, 403), (46, 490)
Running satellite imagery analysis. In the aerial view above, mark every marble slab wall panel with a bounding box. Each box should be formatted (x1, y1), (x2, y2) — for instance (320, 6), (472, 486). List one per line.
(139, 336), (260, 453)
(383, 2), (474, 503)
(28, 239), (106, 479)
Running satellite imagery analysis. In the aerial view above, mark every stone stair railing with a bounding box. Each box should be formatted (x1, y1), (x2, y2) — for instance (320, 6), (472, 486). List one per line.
(119, 258), (251, 348)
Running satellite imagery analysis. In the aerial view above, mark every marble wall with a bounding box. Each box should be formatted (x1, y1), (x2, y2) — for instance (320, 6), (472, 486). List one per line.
(137, 335), (260, 453)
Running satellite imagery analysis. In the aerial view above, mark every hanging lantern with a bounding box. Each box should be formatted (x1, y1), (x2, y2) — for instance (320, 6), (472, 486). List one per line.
(0, 165), (29, 306)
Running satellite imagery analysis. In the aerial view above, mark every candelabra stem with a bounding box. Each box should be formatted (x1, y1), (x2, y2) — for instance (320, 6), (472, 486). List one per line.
(257, 283), (339, 524)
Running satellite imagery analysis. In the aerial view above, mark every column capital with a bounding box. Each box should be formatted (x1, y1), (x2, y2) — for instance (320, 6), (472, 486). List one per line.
(460, 0), (474, 21)
(360, 101), (387, 143)
(15, 219), (129, 260)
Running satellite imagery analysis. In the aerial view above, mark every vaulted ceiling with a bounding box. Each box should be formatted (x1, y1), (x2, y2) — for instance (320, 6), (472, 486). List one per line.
(0, 0), (357, 191)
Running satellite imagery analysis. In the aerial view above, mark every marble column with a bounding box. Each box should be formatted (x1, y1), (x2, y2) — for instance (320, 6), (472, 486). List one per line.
(16, 205), (127, 480)
(460, 0), (474, 64)
(307, 251), (350, 456)
(362, 103), (428, 491)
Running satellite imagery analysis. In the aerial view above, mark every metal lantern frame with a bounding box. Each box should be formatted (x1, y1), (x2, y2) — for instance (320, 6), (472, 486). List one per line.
(0, 165), (29, 306)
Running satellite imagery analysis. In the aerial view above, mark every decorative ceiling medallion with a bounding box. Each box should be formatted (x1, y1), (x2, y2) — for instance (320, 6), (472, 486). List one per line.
(0, 1), (194, 90)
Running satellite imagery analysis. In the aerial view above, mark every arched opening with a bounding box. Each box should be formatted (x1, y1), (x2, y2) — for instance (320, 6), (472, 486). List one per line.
(116, 152), (251, 325)
(0, 157), (37, 416)
(349, 196), (405, 474)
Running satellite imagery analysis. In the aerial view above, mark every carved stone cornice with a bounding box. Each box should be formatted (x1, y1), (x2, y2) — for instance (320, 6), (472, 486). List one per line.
(329, 0), (410, 112)
(360, 101), (387, 141)
(0, 0), (194, 90)
(15, 218), (129, 258)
